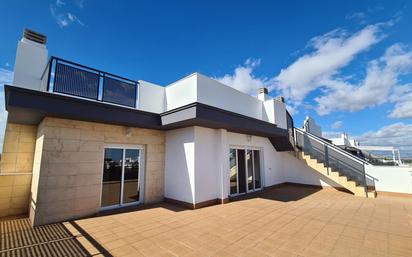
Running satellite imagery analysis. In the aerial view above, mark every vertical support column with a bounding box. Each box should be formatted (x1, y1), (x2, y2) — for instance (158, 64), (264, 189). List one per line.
(362, 164), (368, 198)
(392, 149), (396, 164)
(216, 129), (229, 203)
(324, 145), (329, 175)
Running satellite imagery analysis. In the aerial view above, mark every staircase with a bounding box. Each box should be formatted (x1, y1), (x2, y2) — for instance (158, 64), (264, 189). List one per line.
(294, 128), (376, 198)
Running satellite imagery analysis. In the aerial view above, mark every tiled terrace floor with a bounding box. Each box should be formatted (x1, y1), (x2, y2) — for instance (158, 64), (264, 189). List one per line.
(2, 185), (412, 257)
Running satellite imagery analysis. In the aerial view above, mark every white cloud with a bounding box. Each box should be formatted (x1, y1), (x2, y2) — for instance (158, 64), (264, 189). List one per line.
(389, 83), (412, 118)
(0, 68), (12, 85)
(331, 120), (343, 129)
(346, 12), (367, 24)
(216, 59), (268, 96)
(271, 24), (383, 104)
(75, 0), (84, 8)
(50, 0), (84, 28)
(216, 21), (411, 119)
(322, 131), (342, 139)
(315, 44), (412, 115)
(56, 0), (65, 7)
(345, 4), (385, 24)
(0, 69), (13, 151)
(356, 123), (412, 156)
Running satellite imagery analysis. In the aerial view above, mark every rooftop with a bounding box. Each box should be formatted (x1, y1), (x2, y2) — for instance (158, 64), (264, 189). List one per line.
(2, 184), (411, 256)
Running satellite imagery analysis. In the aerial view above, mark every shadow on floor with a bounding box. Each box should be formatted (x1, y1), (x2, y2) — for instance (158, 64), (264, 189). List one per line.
(97, 201), (187, 218)
(230, 183), (328, 203)
(0, 217), (111, 257)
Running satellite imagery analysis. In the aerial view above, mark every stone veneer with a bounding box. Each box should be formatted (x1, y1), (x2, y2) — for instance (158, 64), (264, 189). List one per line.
(0, 123), (36, 217)
(30, 117), (165, 226)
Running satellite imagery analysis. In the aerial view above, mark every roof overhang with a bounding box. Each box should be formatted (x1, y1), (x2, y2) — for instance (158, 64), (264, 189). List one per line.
(5, 85), (294, 151)
(161, 102), (294, 151)
(5, 85), (162, 129)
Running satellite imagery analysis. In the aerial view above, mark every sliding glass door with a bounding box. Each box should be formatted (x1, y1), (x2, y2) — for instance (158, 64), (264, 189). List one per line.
(101, 147), (143, 209)
(229, 147), (262, 196)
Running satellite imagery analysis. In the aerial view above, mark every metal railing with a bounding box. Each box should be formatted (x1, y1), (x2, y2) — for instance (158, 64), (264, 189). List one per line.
(286, 110), (294, 146)
(294, 128), (372, 195)
(41, 56), (138, 108)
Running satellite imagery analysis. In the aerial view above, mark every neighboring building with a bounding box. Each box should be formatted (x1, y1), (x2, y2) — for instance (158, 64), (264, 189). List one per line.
(330, 133), (406, 167)
(0, 29), (411, 226)
(302, 116), (322, 138)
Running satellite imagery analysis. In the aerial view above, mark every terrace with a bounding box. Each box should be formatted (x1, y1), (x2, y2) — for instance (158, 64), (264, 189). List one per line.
(1, 184), (411, 257)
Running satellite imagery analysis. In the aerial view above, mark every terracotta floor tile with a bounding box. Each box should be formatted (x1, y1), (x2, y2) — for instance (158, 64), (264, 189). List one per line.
(3, 185), (412, 256)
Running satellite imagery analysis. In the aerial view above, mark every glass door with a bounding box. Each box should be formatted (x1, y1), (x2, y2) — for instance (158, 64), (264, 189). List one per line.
(101, 147), (143, 209)
(229, 147), (262, 196)
(122, 149), (140, 204)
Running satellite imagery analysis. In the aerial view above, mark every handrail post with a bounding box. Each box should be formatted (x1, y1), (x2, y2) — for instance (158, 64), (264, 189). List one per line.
(98, 72), (104, 101)
(362, 164), (368, 198)
(46, 58), (52, 92)
(324, 145), (329, 175)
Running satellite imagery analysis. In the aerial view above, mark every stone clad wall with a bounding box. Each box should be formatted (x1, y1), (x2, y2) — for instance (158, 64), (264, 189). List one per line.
(30, 117), (165, 226)
(0, 123), (36, 217)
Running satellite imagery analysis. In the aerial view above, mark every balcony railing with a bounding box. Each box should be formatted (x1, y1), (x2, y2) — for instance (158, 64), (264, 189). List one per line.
(41, 56), (138, 108)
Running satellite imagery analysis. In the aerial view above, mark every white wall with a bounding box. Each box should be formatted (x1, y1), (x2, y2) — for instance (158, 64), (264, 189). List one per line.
(138, 80), (165, 113)
(165, 74), (197, 111)
(227, 132), (284, 187)
(281, 152), (341, 188)
(194, 127), (220, 203)
(273, 100), (287, 129)
(196, 73), (263, 120)
(13, 38), (48, 91)
(366, 165), (412, 194)
(138, 73), (288, 130)
(164, 127), (196, 203)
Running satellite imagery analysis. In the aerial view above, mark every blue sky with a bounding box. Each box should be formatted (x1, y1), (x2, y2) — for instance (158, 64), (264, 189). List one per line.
(1, 0), (412, 156)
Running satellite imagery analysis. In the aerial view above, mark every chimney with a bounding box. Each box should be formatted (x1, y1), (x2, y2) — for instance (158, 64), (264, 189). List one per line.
(275, 96), (285, 103)
(258, 87), (269, 101)
(13, 28), (48, 91)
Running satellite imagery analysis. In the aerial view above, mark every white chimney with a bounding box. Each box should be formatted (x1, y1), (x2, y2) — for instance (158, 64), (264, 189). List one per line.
(258, 87), (269, 101)
(13, 29), (48, 91)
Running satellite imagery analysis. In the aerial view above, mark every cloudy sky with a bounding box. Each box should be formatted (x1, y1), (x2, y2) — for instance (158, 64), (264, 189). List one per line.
(1, 1), (412, 156)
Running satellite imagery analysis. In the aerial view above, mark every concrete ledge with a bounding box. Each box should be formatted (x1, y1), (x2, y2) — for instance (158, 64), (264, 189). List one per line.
(377, 191), (412, 198)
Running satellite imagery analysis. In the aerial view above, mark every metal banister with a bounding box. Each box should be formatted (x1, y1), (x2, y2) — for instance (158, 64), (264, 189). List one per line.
(295, 128), (368, 165)
(294, 127), (370, 193)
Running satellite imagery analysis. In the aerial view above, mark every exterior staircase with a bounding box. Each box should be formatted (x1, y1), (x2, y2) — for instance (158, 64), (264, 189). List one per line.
(294, 128), (377, 198)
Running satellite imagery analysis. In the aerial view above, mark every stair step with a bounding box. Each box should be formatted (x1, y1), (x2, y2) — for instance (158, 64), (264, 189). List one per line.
(367, 190), (377, 198)
(298, 151), (376, 198)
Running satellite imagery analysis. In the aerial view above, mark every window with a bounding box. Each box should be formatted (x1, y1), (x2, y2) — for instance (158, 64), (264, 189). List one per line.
(101, 147), (143, 209)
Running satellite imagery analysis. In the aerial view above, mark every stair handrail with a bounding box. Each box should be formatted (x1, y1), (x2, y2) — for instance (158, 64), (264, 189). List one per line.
(294, 128), (369, 165)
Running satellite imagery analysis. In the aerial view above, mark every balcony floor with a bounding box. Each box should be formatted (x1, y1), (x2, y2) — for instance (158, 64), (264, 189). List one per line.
(1, 184), (412, 256)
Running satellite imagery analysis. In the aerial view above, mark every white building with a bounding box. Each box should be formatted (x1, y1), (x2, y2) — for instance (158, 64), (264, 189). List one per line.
(1, 29), (411, 226)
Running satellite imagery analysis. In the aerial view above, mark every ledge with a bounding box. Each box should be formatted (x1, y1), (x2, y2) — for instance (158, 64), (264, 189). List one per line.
(5, 85), (295, 151)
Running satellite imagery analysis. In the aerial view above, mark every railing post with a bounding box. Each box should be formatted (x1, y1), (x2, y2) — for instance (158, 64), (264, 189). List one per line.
(98, 73), (104, 101)
(324, 145), (329, 175)
(362, 164), (368, 198)
(134, 81), (138, 108)
(46, 57), (54, 92)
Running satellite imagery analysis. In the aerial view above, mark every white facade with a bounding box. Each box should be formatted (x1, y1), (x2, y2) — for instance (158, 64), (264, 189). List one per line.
(11, 29), (412, 213)
(164, 125), (351, 205)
